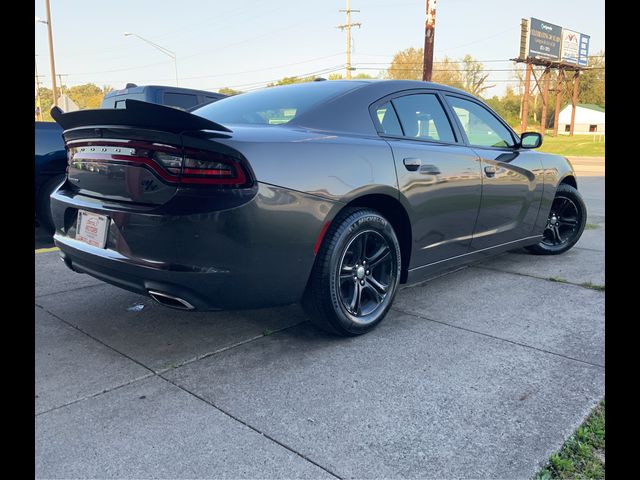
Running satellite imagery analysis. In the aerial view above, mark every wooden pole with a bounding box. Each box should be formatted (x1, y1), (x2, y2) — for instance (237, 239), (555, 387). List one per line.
(422, 0), (437, 81)
(521, 63), (532, 133)
(539, 68), (550, 136)
(552, 69), (565, 136)
(44, 0), (58, 107)
(569, 72), (580, 136)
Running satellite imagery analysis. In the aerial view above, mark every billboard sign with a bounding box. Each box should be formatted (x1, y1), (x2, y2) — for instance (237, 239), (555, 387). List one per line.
(561, 29), (590, 66)
(577, 33), (590, 66)
(528, 17), (562, 61)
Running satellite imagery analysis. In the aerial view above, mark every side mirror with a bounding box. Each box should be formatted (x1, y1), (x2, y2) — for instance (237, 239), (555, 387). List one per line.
(520, 132), (543, 149)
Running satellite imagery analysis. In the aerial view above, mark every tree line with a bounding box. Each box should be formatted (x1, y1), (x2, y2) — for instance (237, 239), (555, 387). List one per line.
(36, 48), (604, 128)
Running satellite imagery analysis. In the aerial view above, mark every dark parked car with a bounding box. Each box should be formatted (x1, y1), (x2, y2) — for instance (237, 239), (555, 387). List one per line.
(35, 85), (227, 231)
(35, 121), (66, 231)
(50, 80), (586, 336)
(101, 84), (226, 110)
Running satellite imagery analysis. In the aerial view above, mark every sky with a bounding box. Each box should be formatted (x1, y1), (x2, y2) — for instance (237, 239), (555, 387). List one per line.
(34, 0), (605, 98)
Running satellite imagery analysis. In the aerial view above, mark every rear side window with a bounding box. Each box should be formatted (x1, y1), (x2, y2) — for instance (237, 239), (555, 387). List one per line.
(446, 95), (515, 148)
(163, 92), (199, 110)
(375, 102), (403, 135)
(193, 81), (362, 126)
(391, 94), (455, 143)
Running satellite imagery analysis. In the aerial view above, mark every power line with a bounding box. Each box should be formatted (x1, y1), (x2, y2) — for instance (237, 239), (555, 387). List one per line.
(209, 65), (346, 92)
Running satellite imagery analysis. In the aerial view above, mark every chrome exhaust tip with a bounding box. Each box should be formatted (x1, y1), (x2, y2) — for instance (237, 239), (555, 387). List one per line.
(148, 290), (195, 310)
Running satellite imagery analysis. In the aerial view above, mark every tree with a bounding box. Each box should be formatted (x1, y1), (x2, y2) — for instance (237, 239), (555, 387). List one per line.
(267, 75), (319, 87)
(386, 47), (422, 80)
(67, 83), (105, 109)
(218, 87), (243, 96)
(578, 51), (605, 106)
(35, 83), (113, 121)
(385, 48), (473, 92)
(485, 86), (521, 126)
(461, 55), (494, 97)
(431, 56), (463, 90)
(328, 73), (375, 80)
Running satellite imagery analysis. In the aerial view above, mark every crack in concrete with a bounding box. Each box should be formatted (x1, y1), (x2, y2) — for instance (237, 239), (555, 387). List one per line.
(36, 372), (156, 417)
(392, 306), (604, 369)
(159, 373), (343, 479)
(35, 305), (336, 476)
(471, 264), (605, 291)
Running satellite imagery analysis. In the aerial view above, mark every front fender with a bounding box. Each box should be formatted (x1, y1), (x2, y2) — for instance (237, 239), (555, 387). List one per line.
(534, 153), (578, 234)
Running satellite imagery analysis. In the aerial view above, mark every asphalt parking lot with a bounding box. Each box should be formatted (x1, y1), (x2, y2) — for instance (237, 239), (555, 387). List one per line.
(35, 161), (604, 479)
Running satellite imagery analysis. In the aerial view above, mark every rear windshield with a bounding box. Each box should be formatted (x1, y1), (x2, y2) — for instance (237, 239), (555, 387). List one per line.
(192, 81), (364, 126)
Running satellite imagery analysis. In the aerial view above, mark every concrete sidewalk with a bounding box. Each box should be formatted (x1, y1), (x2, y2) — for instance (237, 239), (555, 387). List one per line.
(35, 176), (604, 479)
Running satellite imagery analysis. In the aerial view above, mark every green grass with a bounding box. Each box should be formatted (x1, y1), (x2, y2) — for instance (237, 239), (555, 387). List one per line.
(548, 277), (568, 283)
(510, 126), (605, 157)
(534, 399), (605, 480)
(584, 223), (599, 230)
(547, 277), (605, 291)
(538, 135), (605, 157)
(580, 282), (605, 292)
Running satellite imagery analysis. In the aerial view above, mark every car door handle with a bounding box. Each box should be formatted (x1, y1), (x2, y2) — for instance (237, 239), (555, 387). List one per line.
(484, 165), (497, 177)
(403, 157), (421, 171)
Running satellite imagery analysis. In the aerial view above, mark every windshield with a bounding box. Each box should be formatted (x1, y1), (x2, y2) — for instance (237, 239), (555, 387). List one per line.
(192, 81), (365, 126)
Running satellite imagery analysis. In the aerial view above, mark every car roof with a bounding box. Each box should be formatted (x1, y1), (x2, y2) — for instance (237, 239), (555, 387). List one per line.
(105, 85), (224, 98)
(283, 79), (474, 135)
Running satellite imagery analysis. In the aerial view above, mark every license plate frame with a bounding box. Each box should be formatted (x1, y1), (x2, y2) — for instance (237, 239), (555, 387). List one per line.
(75, 210), (110, 249)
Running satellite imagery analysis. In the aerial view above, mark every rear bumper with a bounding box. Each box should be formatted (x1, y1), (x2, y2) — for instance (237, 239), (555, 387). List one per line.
(56, 236), (230, 309)
(51, 182), (338, 310)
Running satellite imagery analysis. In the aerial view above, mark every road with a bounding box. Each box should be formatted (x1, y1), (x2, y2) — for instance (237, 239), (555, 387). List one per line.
(35, 168), (604, 478)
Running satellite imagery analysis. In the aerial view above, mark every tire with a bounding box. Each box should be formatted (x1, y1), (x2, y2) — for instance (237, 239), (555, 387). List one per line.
(526, 183), (587, 255)
(302, 207), (402, 336)
(36, 174), (65, 234)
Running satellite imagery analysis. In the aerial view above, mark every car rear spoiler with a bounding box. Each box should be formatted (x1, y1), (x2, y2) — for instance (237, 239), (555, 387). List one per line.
(50, 99), (232, 133)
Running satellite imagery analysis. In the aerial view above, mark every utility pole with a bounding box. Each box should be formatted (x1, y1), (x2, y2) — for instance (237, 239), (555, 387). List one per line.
(35, 56), (44, 121)
(44, 0), (58, 107)
(336, 0), (361, 79)
(56, 73), (68, 95)
(422, 0), (437, 81)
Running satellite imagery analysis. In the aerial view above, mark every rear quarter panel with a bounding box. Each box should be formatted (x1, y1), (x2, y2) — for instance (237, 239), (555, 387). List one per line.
(216, 126), (399, 206)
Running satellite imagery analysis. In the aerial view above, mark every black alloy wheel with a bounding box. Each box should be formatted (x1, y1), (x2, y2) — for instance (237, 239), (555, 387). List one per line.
(338, 230), (394, 319)
(526, 183), (587, 255)
(302, 207), (401, 336)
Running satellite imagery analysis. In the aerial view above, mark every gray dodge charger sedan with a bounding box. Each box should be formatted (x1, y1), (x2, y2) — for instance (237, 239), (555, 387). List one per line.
(50, 80), (586, 336)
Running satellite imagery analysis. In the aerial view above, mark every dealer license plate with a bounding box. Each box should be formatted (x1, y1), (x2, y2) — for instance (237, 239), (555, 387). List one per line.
(75, 210), (109, 248)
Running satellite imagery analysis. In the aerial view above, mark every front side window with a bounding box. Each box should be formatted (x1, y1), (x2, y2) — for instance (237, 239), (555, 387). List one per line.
(391, 94), (455, 143)
(446, 96), (515, 148)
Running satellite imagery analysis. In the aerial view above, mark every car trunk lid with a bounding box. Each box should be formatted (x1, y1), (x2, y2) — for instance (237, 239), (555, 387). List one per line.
(51, 100), (247, 206)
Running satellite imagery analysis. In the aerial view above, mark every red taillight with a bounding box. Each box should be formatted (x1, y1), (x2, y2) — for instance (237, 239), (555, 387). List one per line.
(180, 150), (247, 185)
(67, 140), (250, 187)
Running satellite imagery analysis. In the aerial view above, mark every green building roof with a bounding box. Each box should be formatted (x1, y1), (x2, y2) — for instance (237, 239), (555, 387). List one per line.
(577, 104), (605, 112)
